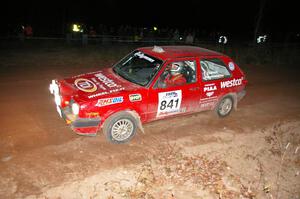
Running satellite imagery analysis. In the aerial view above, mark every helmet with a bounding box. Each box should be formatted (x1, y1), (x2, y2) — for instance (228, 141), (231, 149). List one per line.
(170, 62), (183, 75)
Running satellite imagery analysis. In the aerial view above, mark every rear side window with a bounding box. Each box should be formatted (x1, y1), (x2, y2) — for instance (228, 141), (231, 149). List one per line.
(200, 58), (231, 81)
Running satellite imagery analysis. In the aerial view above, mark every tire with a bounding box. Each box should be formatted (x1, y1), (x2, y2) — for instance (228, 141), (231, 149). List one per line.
(103, 112), (137, 144)
(215, 96), (234, 117)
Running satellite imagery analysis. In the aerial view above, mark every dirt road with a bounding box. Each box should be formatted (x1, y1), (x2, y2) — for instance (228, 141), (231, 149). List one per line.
(0, 44), (299, 199)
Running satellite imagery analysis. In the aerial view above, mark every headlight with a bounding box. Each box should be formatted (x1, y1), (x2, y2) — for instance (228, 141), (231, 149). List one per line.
(50, 80), (61, 106)
(72, 103), (80, 115)
(49, 80), (59, 95)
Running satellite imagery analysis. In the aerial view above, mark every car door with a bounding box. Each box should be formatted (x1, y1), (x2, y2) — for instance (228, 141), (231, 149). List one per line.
(146, 58), (201, 121)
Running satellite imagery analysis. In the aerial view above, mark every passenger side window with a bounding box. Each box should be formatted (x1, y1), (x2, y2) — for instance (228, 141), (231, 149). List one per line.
(200, 58), (231, 81)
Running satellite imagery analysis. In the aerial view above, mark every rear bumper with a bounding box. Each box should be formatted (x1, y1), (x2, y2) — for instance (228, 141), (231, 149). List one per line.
(60, 106), (101, 135)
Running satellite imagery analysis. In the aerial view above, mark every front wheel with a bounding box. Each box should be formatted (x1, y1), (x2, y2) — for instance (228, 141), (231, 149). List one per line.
(215, 96), (234, 117)
(103, 112), (137, 144)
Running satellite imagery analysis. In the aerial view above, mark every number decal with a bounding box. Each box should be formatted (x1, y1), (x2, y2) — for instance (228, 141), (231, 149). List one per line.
(160, 100), (167, 110)
(159, 99), (180, 111)
(157, 90), (182, 117)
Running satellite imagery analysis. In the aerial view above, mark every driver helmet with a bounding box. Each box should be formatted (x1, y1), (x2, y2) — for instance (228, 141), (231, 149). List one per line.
(170, 62), (183, 75)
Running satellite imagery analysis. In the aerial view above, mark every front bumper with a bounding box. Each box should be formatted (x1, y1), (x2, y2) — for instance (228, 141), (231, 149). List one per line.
(59, 106), (101, 135)
(50, 80), (101, 135)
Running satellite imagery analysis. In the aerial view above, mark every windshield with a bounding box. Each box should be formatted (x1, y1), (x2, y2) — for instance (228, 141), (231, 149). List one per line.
(113, 51), (163, 86)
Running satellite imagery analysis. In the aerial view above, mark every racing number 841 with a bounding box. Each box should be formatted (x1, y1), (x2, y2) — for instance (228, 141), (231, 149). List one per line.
(160, 99), (179, 110)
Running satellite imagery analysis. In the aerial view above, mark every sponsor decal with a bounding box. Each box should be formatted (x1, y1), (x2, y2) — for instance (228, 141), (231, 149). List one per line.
(96, 96), (123, 107)
(228, 62), (235, 71)
(206, 91), (214, 97)
(88, 87), (125, 99)
(94, 73), (120, 88)
(200, 96), (218, 109)
(200, 101), (216, 108)
(204, 83), (217, 92)
(74, 78), (97, 93)
(163, 91), (178, 99)
(89, 92), (109, 98)
(220, 77), (243, 88)
(129, 94), (142, 102)
(97, 84), (107, 91)
(204, 83), (217, 97)
(86, 112), (99, 117)
(134, 51), (155, 63)
(157, 90), (182, 117)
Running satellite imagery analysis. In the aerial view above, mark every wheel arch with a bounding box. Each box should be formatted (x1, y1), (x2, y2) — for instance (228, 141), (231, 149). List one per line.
(101, 108), (144, 133)
(218, 92), (238, 110)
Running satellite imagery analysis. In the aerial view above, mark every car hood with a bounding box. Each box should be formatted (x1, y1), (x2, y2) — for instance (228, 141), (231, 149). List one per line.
(59, 68), (141, 101)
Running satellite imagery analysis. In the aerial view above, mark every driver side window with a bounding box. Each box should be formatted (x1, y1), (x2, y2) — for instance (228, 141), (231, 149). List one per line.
(155, 60), (197, 88)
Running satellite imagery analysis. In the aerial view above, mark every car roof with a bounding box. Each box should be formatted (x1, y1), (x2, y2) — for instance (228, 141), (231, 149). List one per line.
(138, 45), (224, 61)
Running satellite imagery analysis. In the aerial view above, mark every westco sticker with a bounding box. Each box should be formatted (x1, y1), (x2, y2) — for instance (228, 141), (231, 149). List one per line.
(74, 78), (97, 92)
(129, 94), (142, 102)
(96, 96), (123, 107)
(220, 77), (243, 88)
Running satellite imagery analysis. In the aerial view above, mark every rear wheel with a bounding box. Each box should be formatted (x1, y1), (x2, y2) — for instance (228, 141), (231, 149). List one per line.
(103, 112), (137, 144)
(215, 96), (234, 117)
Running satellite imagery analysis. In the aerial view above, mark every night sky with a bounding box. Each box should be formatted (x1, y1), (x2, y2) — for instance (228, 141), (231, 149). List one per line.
(3, 0), (299, 41)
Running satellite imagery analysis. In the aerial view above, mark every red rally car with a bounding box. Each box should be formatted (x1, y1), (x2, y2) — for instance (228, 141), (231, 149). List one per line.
(49, 46), (247, 143)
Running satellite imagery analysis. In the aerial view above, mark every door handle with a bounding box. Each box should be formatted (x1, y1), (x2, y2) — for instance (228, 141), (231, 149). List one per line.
(189, 87), (200, 91)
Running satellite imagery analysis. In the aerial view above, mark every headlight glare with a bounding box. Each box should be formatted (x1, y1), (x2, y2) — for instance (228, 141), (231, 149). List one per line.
(49, 84), (54, 94)
(72, 103), (80, 115)
(49, 80), (59, 95)
(54, 94), (61, 106)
